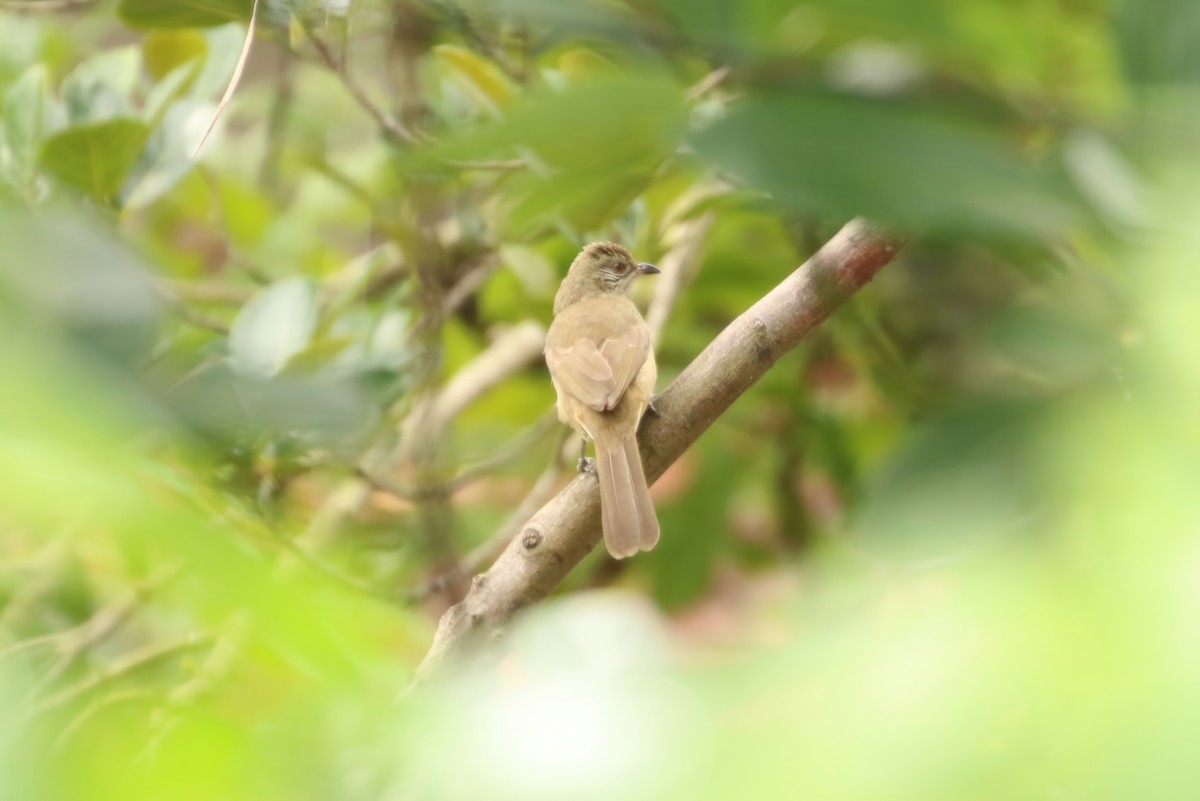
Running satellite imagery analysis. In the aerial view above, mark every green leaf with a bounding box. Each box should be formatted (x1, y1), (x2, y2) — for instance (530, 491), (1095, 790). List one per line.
(59, 46), (140, 125)
(117, 0), (254, 29)
(499, 244), (555, 297)
(39, 118), (150, 202)
(142, 29), (209, 80)
(692, 92), (1087, 238)
(229, 278), (319, 377)
(2, 64), (62, 193)
(433, 44), (517, 117)
(124, 100), (207, 210)
(1116, 0), (1200, 86)
(427, 73), (686, 231)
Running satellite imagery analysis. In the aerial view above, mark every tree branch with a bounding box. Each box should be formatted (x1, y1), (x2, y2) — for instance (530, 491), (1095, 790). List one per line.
(414, 218), (904, 680)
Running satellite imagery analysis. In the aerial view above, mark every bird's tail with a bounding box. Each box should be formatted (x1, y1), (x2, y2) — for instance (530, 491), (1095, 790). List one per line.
(594, 433), (659, 559)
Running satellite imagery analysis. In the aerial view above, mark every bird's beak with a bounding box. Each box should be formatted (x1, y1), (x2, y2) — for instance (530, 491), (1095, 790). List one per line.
(637, 262), (661, 275)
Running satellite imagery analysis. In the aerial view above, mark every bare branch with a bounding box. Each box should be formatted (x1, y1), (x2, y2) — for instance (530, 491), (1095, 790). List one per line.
(415, 218), (905, 680)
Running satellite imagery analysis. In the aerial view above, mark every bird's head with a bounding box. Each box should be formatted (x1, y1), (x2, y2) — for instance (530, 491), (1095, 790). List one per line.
(554, 242), (659, 311)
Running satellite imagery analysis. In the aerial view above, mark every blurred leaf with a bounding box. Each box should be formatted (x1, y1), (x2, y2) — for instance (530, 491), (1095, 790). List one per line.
(0, 208), (161, 365)
(433, 44), (516, 116)
(1116, 0), (1200, 85)
(2, 64), (61, 194)
(499, 243), (556, 297)
(558, 48), (619, 83)
(187, 24), (253, 101)
(692, 92), (1087, 237)
(142, 59), (204, 124)
(647, 449), (727, 609)
(855, 401), (1045, 562)
(428, 73), (686, 231)
(142, 29), (209, 80)
(117, 0), (255, 29)
(59, 46), (140, 125)
(229, 277), (318, 377)
(124, 99), (209, 209)
(168, 360), (377, 443)
(39, 118), (150, 202)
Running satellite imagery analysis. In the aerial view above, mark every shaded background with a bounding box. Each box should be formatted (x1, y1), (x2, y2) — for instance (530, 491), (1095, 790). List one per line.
(1, 1), (1197, 799)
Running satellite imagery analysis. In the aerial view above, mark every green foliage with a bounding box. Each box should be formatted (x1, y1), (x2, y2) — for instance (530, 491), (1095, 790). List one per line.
(693, 92), (1087, 237)
(39, 118), (150, 201)
(1, 0), (1197, 799)
(117, 0), (256, 29)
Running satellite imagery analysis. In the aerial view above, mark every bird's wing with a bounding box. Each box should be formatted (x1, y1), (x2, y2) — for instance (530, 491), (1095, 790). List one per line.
(546, 323), (649, 412)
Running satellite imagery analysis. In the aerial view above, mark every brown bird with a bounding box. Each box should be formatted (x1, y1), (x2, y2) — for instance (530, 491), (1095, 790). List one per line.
(545, 242), (661, 559)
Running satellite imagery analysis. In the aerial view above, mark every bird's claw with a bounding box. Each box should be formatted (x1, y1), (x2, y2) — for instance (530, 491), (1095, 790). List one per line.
(577, 456), (598, 476)
(646, 395), (662, 417)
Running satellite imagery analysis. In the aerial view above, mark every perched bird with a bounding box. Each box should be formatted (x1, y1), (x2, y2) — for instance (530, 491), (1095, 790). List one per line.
(545, 242), (661, 559)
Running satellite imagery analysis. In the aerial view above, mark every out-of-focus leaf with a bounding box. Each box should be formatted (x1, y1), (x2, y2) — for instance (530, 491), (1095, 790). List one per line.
(1063, 129), (1147, 228)
(215, 177), (274, 247)
(558, 48), (619, 83)
(117, 0), (254, 29)
(855, 401), (1044, 562)
(434, 44), (516, 116)
(229, 277), (318, 377)
(142, 59), (204, 124)
(59, 46), (140, 125)
(187, 24), (252, 101)
(39, 118), (150, 202)
(2, 65), (62, 194)
(499, 243), (555, 297)
(646, 447), (728, 609)
(142, 29), (209, 80)
(0, 207), (161, 365)
(427, 73), (685, 231)
(168, 360), (377, 443)
(1116, 0), (1200, 85)
(692, 92), (1086, 237)
(124, 100), (211, 209)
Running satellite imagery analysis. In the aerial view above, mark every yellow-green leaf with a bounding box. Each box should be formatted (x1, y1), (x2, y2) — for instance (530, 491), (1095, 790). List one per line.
(433, 44), (516, 116)
(39, 118), (150, 202)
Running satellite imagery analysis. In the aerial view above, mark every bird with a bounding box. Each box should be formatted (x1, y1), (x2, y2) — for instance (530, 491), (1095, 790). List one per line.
(544, 242), (662, 559)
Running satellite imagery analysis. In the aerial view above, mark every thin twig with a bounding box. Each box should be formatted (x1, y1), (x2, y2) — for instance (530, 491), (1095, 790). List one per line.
(6, 564), (180, 705)
(154, 282), (230, 334)
(685, 66), (732, 102)
(261, 528), (400, 603)
(31, 631), (214, 717)
(445, 407), (559, 491)
(360, 406), (558, 502)
(405, 438), (567, 604)
(300, 19), (418, 145)
(52, 688), (159, 752)
(192, 0), (261, 158)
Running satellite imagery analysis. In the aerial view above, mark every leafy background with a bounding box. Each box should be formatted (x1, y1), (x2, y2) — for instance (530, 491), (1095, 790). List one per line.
(1, 1), (1197, 799)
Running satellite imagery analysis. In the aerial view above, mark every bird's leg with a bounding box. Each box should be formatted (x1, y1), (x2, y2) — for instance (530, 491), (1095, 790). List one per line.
(577, 438), (597, 476)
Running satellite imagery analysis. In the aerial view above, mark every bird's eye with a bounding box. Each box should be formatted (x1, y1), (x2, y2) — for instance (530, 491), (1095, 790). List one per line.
(613, 261), (628, 273)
